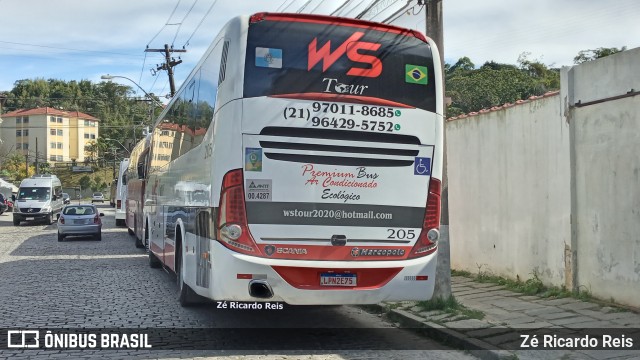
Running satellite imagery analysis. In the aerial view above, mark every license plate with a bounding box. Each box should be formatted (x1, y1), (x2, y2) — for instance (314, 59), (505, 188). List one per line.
(320, 273), (357, 287)
(26, 217), (34, 221)
(74, 219), (86, 224)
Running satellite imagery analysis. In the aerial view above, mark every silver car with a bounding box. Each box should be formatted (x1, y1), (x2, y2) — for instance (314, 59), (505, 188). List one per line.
(57, 204), (104, 241)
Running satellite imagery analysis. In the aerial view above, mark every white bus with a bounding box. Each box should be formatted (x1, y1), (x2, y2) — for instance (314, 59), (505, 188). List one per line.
(115, 158), (130, 226)
(144, 13), (443, 306)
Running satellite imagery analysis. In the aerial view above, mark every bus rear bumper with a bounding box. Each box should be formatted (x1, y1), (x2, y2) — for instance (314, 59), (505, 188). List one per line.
(197, 242), (438, 305)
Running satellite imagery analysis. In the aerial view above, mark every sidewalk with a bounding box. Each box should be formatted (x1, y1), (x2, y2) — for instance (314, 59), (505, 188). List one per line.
(376, 276), (640, 360)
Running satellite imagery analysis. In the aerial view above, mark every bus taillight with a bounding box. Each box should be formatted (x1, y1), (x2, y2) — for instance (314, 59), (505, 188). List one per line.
(217, 169), (262, 255)
(408, 178), (441, 259)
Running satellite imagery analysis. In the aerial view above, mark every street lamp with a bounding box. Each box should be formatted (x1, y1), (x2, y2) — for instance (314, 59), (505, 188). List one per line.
(102, 74), (160, 150)
(100, 74), (163, 107)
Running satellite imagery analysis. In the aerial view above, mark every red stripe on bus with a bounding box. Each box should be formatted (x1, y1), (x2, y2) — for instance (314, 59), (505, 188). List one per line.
(270, 93), (414, 108)
(272, 266), (402, 290)
(250, 13), (428, 43)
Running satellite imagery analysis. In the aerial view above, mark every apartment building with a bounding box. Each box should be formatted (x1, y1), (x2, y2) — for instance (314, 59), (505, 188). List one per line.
(0, 107), (99, 163)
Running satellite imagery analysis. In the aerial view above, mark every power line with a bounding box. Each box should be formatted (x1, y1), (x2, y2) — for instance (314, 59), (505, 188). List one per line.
(138, 52), (149, 89)
(338, 0), (367, 17)
(308, 0), (325, 14)
(380, 0), (413, 23)
(295, 0), (313, 13)
(147, 0), (184, 47)
(171, 0), (200, 47)
(182, 0), (220, 48)
(281, 0), (298, 12)
(329, 0), (353, 16)
(275, 0), (290, 12)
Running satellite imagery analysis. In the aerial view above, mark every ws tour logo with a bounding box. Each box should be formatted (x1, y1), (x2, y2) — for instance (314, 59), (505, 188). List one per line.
(308, 32), (382, 78)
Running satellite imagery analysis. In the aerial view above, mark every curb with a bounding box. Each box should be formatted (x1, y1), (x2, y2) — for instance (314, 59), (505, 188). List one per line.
(363, 304), (516, 360)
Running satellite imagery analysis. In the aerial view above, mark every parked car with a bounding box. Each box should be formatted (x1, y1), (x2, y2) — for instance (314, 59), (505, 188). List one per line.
(0, 194), (8, 215)
(62, 193), (70, 204)
(57, 204), (104, 241)
(92, 192), (105, 203)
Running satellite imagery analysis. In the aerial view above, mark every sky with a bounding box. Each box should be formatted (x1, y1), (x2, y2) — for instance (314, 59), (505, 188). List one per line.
(0, 0), (638, 102)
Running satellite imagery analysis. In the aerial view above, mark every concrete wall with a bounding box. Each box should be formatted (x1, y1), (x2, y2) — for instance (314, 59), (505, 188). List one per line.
(448, 47), (640, 307)
(447, 94), (571, 287)
(561, 48), (640, 307)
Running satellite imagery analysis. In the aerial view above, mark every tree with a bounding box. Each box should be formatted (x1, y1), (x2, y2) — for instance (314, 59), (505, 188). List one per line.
(78, 175), (93, 191)
(574, 47), (627, 64)
(0, 152), (36, 183)
(444, 55), (560, 117)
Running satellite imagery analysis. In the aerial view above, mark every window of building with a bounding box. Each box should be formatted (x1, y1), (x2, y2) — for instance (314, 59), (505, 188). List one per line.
(51, 142), (56, 149)
(16, 117), (21, 124)
(50, 155), (56, 161)
(84, 134), (90, 139)
(23, 117), (29, 123)
(56, 117), (62, 123)
(57, 142), (63, 149)
(57, 129), (63, 136)
(17, 143), (22, 149)
(50, 129), (56, 135)
(161, 130), (170, 136)
(90, 134), (96, 139)
(57, 155), (63, 162)
(50, 116), (56, 123)
(23, 129), (29, 136)
(23, 143), (28, 150)
(16, 130), (22, 136)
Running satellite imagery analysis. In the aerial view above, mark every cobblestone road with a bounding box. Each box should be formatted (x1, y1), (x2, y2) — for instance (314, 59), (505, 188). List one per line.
(0, 205), (476, 359)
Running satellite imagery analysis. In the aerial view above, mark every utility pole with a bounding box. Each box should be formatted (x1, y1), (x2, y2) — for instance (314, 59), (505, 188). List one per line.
(111, 148), (117, 179)
(25, 154), (29, 177)
(145, 44), (186, 98)
(35, 138), (38, 175)
(424, 0), (451, 300)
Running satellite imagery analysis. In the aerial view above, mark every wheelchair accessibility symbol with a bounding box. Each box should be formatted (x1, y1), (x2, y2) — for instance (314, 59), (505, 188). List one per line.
(414, 157), (431, 176)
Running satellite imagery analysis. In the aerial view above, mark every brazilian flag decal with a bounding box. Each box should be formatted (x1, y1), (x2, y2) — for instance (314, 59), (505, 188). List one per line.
(405, 64), (428, 85)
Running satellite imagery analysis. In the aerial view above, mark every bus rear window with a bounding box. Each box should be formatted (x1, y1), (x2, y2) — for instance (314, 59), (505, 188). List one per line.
(244, 18), (436, 112)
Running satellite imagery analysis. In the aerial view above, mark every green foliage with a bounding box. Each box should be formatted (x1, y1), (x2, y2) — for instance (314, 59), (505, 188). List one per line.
(454, 266), (594, 301)
(92, 179), (107, 192)
(78, 175), (93, 191)
(445, 54), (560, 116)
(417, 296), (485, 321)
(0, 152), (36, 182)
(574, 47), (627, 64)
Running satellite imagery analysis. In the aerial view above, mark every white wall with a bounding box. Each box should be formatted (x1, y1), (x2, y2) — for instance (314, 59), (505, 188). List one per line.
(448, 47), (640, 307)
(562, 48), (640, 306)
(447, 94), (571, 286)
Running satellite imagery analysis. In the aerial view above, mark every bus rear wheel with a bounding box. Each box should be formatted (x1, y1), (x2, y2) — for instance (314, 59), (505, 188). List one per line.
(176, 235), (203, 307)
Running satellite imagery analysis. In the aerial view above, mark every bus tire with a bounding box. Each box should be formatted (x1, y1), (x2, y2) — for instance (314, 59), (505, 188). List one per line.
(13, 218), (20, 226)
(177, 259), (200, 307)
(176, 232), (202, 307)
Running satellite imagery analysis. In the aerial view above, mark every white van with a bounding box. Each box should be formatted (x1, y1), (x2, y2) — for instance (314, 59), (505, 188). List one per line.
(115, 159), (130, 226)
(14, 174), (63, 225)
